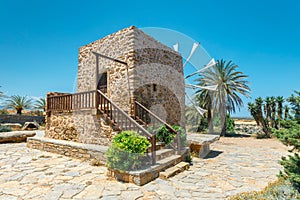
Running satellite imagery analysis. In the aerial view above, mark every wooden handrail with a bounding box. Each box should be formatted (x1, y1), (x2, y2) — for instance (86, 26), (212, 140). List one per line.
(47, 90), (164, 164)
(97, 90), (152, 138)
(134, 101), (181, 154)
(47, 90), (97, 111)
(97, 90), (156, 164)
(134, 101), (177, 134)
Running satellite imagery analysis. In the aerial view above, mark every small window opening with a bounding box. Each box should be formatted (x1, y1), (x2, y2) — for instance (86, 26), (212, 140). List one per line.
(153, 84), (157, 92)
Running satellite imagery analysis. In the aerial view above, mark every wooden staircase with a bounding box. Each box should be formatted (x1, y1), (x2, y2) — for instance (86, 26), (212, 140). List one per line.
(96, 90), (184, 165)
(46, 90), (189, 185)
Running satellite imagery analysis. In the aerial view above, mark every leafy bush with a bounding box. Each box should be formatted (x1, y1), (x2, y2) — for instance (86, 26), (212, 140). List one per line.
(273, 120), (300, 191)
(156, 125), (175, 145)
(106, 131), (150, 171)
(0, 110), (8, 115)
(155, 125), (187, 147)
(229, 178), (300, 200)
(226, 114), (235, 133)
(172, 125), (187, 147)
(0, 125), (12, 132)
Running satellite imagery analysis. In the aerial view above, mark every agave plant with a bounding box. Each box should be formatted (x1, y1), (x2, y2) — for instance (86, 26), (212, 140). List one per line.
(5, 95), (33, 115)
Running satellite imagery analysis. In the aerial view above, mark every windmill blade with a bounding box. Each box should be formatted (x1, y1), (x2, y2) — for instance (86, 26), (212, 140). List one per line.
(173, 42), (178, 52)
(186, 93), (207, 115)
(185, 58), (217, 79)
(183, 42), (200, 68)
(185, 84), (218, 91)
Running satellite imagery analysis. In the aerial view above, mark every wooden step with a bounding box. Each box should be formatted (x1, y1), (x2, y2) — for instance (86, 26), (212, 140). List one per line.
(159, 162), (190, 179)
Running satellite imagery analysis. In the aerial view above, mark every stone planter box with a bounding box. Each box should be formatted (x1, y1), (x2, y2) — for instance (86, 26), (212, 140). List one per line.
(107, 147), (189, 186)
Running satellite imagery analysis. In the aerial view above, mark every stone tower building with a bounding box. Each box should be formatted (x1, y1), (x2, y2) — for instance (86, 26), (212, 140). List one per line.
(44, 26), (185, 146)
(78, 26), (185, 126)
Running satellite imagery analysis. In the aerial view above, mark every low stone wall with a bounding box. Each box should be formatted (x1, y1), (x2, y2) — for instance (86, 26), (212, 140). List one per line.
(0, 115), (45, 126)
(27, 137), (108, 163)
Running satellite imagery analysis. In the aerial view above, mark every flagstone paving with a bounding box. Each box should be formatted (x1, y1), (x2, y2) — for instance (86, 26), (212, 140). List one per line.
(0, 136), (289, 199)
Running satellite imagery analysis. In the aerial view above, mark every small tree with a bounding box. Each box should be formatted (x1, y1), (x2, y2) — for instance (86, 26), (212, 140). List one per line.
(273, 120), (300, 191)
(5, 95), (32, 115)
(287, 91), (300, 123)
(248, 97), (271, 137)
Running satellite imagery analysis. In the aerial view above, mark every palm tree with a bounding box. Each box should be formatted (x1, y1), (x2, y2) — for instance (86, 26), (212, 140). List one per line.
(270, 97), (277, 127)
(35, 97), (46, 111)
(195, 89), (213, 133)
(0, 86), (4, 101)
(264, 97), (272, 121)
(284, 105), (290, 120)
(185, 105), (201, 131)
(287, 91), (300, 122)
(276, 96), (284, 125)
(0, 86), (3, 98)
(255, 97), (264, 125)
(248, 102), (259, 125)
(5, 95), (32, 115)
(196, 59), (251, 135)
(254, 97), (271, 137)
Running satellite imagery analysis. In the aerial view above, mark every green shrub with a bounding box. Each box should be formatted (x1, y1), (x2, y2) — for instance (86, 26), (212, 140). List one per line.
(172, 125), (187, 147)
(156, 125), (175, 145)
(229, 178), (300, 200)
(106, 131), (150, 171)
(226, 114), (235, 133)
(155, 125), (187, 147)
(0, 125), (12, 132)
(0, 110), (8, 115)
(273, 120), (300, 191)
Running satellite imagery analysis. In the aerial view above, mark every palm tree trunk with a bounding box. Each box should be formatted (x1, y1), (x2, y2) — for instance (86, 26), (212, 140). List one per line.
(220, 103), (227, 136)
(17, 108), (22, 115)
(208, 108), (214, 133)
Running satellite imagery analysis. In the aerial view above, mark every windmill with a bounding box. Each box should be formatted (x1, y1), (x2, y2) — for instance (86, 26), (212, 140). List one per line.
(173, 42), (218, 116)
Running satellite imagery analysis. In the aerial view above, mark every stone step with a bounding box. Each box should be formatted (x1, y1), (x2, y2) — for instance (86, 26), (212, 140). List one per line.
(107, 147), (189, 186)
(148, 142), (165, 152)
(146, 148), (174, 161)
(159, 162), (190, 180)
(154, 148), (175, 161)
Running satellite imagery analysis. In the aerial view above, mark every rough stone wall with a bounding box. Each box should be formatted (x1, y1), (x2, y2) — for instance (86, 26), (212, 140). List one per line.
(132, 28), (185, 126)
(45, 110), (118, 146)
(134, 84), (182, 126)
(78, 26), (185, 123)
(78, 26), (136, 112)
(48, 26), (186, 146)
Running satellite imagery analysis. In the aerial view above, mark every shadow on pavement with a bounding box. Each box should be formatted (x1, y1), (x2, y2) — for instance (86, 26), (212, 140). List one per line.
(204, 150), (223, 159)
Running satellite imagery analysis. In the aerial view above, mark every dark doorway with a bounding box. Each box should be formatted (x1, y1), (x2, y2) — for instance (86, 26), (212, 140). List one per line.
(97, 72), (107, 93)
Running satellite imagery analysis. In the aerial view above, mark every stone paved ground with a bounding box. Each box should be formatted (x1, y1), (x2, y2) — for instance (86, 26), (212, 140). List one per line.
(0, 136), (290, 200)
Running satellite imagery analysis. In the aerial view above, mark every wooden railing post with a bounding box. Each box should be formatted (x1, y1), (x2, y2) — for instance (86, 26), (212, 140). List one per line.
(94, 90), (99, 109)
(131, 97), (136, 117)
(177, 130), (181, 155)
(151, 135), (156, 165)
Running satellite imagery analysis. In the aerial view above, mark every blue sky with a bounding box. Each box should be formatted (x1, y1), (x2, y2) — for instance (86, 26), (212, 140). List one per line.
(0, 0), (299, 117)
